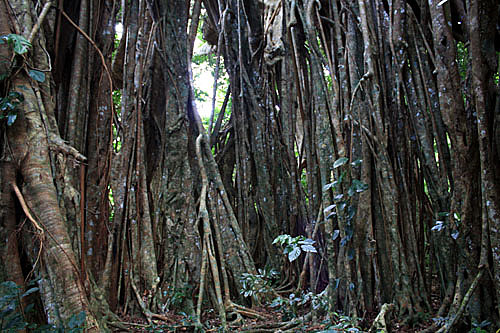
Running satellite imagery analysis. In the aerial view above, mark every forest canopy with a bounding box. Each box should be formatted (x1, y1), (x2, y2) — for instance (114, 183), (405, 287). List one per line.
(0, 0), (499, 332)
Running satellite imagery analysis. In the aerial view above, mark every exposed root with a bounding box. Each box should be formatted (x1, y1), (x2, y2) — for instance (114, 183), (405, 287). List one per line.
(368, 303), (394, 332)
(436, 268), (484, 333)
(241, 311), (312, 332)
(225, 301), (267, 320)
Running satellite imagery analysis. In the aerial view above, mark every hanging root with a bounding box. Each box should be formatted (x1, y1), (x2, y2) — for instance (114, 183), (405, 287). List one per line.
(195, 134), (227, 330)
(195, 133), (271, 330)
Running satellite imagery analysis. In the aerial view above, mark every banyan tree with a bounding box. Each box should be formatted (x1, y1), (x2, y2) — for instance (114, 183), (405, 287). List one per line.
(0, 0), (499, 331)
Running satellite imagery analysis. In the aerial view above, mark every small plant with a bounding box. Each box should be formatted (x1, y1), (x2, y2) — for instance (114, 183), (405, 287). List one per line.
(273, 234), (317, 262)
(159, 284), (192, 311)
(432, 316), (448, 327)
(65, 311), (87, 333)
(469, 320), (491, 333)
(0, 280), (86, 332)
(306, 288), (329, 313)
(1, 33), (45, 127)
(178, 312), (199, 328)
(0, 280), (38, 330)
(0, 91), (24, 126)
(269, 290), (328, 321)
(321, 312), (361, 332)
(270, 294), (301, 321)
(0, 34), (32, 55)
(323, 158), (368, 251)
(240, 267), (279, 301)
(432, 211), (461, 240)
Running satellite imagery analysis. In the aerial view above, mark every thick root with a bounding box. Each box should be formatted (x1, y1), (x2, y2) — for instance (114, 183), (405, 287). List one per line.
(368, 303), (394, 332)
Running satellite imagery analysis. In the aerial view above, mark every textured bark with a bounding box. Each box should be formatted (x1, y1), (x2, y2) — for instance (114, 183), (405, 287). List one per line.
(0, 163), (24, 288)
(468, 0), (500, 320)
(1, 0), (499, 330)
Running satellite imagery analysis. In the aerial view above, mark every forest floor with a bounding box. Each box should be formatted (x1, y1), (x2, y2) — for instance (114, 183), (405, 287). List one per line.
(119, 305), (434, 332)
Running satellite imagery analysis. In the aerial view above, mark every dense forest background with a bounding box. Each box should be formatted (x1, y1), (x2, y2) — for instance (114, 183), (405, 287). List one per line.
(0, 0), (499, 331)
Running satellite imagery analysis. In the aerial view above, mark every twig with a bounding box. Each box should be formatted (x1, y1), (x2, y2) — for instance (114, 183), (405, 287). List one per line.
(28, 0), (53, 44)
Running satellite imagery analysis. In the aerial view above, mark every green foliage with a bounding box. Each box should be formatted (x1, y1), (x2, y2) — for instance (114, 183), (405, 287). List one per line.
(0, 281), (36, 331)
(28, 69), (45, 83)
(270, 293), (303, 320)
(160, 284), (192, 311)
(0, 281), (86, 332)
(191, 45), (230, 123)
(112, 90), (122, 114)
(456, 41), (468, 81)
(320, 312), (361, 332)
(432, 211), (461, 240)
(111, 90), (122, 152)
(273, 234), (317, 262)
(323, 158), (368, 249)
(0, 34), (32, 55)
(469, 320), (491, 333)
(0, 34), (43, 127)
(239, 267), (279, 299)
(0, 91), (24, 126)
(270, 289), (328, 321)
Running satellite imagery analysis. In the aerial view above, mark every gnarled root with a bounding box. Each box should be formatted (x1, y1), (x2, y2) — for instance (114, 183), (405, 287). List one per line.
(369, 303), (394, 332)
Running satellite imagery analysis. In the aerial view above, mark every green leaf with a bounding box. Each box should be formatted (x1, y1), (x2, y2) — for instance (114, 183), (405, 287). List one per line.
(2, 34), (32, 55)
(348, 185), (356, 197)
(332, 229), (340, 240)
(346, 206), (356, 221)
(24, 303), (34, 314)
(333, 171), (346, 188)
(347, 248), (354, 260)
(288, 247), (301, 262)
(273, 234), (291, 245)
(8, 91), (24, 101)
(324, 204), (336, 213)
(351, 159), (363, 167)
(323, 183), (334, 191)
(333, 193), (344, 201)
(67, 311), (86, 329)
(431, 221), (445, 232)
(333, 157), (349, 168)
(283, 245), (293, 254)
(298, 238), (315, 245)
(28, 69), (45, 82)
(352, 179), (368, 193)
(300, 244), (317, 253)
(7, 114), (17, 126)
(326, 210), (336, 219)
(21, 287), (39, 298)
